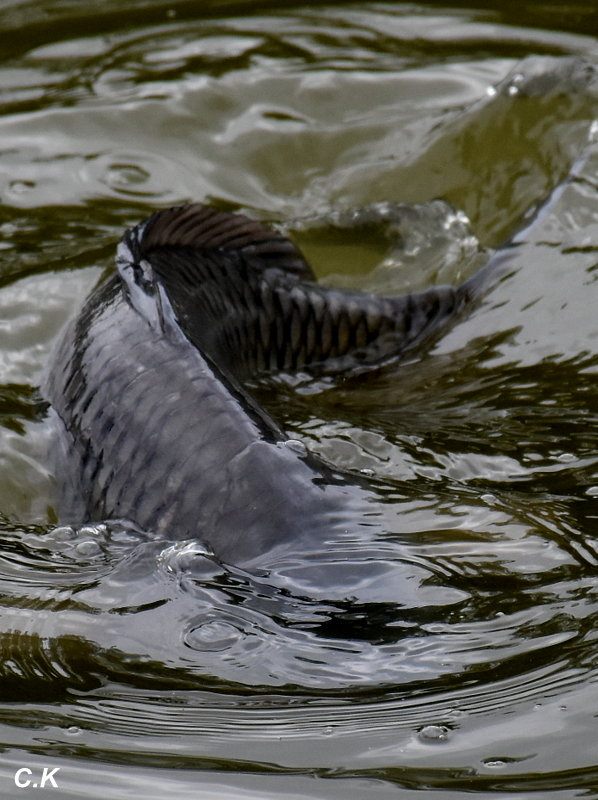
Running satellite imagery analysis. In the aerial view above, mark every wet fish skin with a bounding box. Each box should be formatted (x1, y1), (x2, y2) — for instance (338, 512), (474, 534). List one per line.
(141, 205), (469, 378)
(45, 204), (484, 565)
(47, 274), (347, 565)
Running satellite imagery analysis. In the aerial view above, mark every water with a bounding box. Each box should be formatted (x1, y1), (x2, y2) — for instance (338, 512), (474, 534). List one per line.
(1, 1), (597, 797)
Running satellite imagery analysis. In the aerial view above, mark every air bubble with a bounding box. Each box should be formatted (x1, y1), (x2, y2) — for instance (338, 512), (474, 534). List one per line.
(418, 724), (450, 743)
(75, 540), (101, 556)
(9, 180), (35, 194)
(505, 72), (524, 96)
(481, 493), (498, 505)
(157, 540), (217, 578)
(79, 524), (104, 538)
(50, 525), (76, 541)
(285, 438), (307, 456)
(184, 620), (241, 652)
(556, 452), (575, 463)
(483, 759), (506, 769)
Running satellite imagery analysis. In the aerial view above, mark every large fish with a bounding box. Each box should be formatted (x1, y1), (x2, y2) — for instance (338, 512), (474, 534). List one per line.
(45, 203), (508, 566)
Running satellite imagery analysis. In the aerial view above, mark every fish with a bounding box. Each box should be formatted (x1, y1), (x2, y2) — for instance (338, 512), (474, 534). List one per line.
(45, 202), (507, 567)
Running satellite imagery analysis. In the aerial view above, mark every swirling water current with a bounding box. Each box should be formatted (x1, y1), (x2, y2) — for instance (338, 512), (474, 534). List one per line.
(0, 1), (597, 798)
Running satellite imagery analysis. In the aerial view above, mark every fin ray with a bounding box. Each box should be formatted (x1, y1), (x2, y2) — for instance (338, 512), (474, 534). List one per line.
(140, 204), (315, 280)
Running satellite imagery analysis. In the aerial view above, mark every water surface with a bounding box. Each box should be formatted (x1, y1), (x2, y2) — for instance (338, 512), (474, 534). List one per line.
(0, 1), (597, 798)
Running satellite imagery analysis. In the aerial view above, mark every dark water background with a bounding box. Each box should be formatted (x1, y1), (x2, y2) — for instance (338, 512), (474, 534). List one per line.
(0, 1), (597, 798)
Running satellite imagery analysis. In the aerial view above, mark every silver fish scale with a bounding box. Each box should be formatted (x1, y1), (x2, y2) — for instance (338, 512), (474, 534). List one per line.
(45, 204), (486, 564)
(47, 272), (344, 563)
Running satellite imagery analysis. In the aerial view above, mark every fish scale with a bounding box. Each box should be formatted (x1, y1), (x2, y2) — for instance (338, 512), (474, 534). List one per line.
(45, 203), (498, 565)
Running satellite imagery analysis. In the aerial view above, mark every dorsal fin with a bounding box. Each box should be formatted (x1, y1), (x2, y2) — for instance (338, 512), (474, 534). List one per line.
(137, 203), (315, 280)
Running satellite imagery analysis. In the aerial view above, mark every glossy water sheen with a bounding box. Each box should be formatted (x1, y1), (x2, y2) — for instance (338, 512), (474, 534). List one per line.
(0, 2), (597, 798)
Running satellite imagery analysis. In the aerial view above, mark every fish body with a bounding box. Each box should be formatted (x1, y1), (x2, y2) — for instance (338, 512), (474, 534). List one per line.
(45, 204), (485, 565)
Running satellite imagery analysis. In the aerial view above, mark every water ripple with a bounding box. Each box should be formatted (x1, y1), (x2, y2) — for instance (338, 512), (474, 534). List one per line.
(0, 3), (597, 798)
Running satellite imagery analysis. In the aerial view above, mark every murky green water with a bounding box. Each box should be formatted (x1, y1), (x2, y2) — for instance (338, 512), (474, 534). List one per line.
(1, 1), (597, 798)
